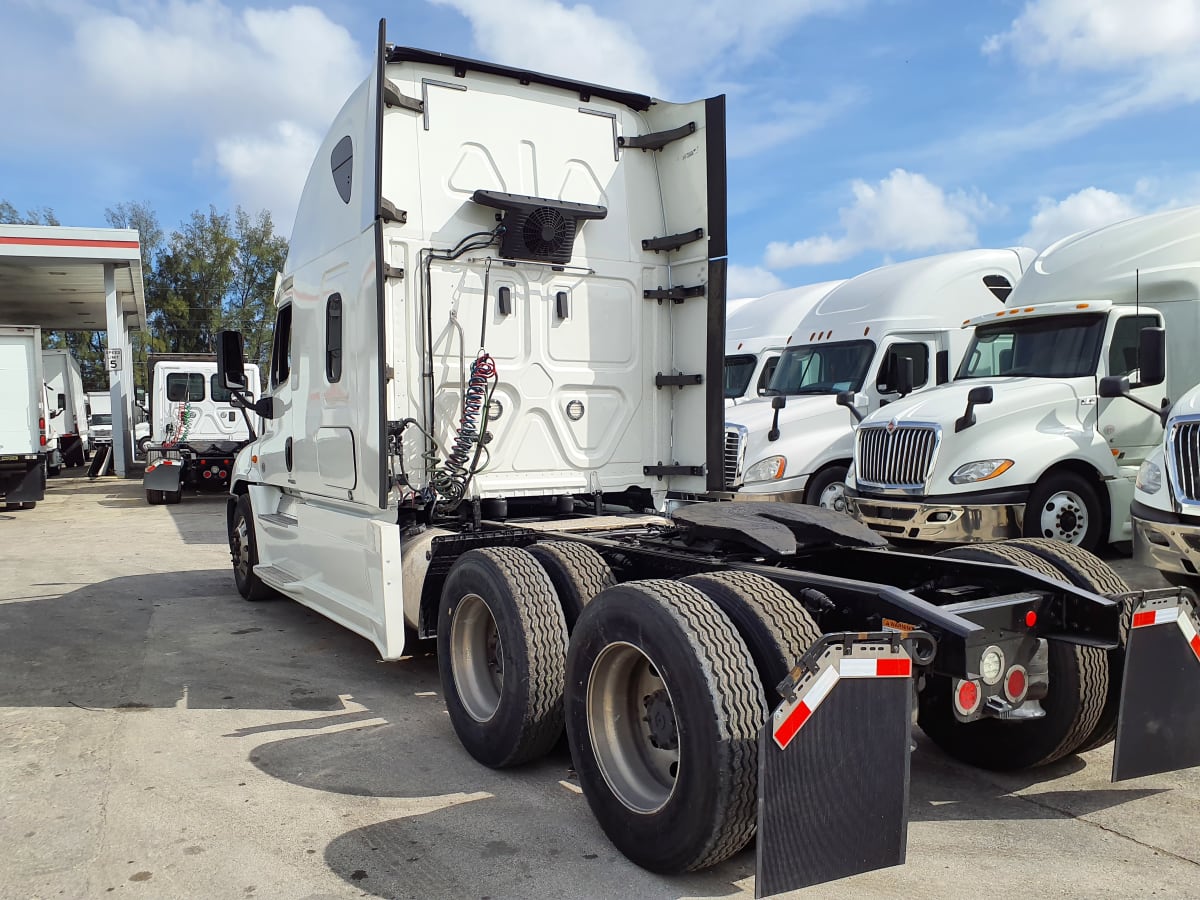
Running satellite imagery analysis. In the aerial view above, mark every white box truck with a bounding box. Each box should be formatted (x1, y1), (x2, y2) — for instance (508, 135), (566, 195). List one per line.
(0, 325), (47, 508)
(212, 26), (1200, 893)
(719, 248), (1033, 510)
(141, 354), (261, 504)
(41, 349), (90, 471)
(845, 206), (1200, 553)
(723, 280), (843, 404)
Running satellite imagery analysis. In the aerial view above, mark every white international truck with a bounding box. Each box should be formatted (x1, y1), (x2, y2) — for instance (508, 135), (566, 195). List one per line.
(89, 390), (153, 456)
(41, 349), (90, 471)
(0, 325), (46, 509)
(212, 26), (1200, 894)
(845, 206), (1200, 554)
(141, 354), (260, 504)
(719, 249), (1033, 510)
(723, 281), (843, 404)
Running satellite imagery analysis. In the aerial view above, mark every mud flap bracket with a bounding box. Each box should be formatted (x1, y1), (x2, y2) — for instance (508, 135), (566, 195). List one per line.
(1112, 590), (1200, 782)
(756, 631), (929, 896)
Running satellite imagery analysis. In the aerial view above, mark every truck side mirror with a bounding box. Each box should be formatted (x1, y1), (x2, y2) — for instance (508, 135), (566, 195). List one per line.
(837, 390), (865, 422)
(768, 394), (786, 442)
(955, 385), (993, 433)
(1098, 375), (1128, 398)
(252, 396), (281, 420)
(1134, 326), (1166, 388)
(217, 330), (248, 392)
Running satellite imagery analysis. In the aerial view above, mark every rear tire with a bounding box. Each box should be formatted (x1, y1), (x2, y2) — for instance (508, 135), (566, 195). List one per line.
(164, 487), (183, 505)
(919, 543), (1108, 769)
(566, 580), (764, 873)
(1005, 537), (1129, 752)
(526, 541), (615, 631)
(681, 571), (821, 707)
(146, 489), (164, 505)
(137, 436), (151, 456)
(230, 494), (274, 601)
(438, 547), (568, 768)
(21, 501), (36, 510)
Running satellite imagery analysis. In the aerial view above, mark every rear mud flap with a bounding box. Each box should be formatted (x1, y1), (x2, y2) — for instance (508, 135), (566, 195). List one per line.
(144, 462), (183, 492)
(756, 632), (928, 897)
(86, 445), (111, 479)
(1112, 591), (1200, 782)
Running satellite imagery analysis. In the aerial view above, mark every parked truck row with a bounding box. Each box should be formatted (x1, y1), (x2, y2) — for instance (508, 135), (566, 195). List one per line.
(209, 26), (1199, 896)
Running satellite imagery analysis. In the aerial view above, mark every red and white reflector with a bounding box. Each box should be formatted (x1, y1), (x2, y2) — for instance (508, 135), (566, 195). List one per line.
(1179, 607), (1200, 663)
(773, 650), (912, 750)
(1130, 601), (1200, 664)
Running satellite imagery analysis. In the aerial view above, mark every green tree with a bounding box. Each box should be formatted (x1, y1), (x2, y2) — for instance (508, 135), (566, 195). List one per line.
(152, 205), (238, 355)
(105, 201), (167, 392)
(226, 207), (288, 375)
(0, 199), (60, 225)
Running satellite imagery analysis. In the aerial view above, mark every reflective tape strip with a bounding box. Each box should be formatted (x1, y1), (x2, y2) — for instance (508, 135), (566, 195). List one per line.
(774, 665), (840, 750)
(840, 657), (913, 678)
(1132, 607), (1180, 628)
(1178, 609), (1200, 663)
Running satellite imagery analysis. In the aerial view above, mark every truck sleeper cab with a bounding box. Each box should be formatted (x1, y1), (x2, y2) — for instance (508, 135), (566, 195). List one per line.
(718, 249), (1033, 511)
(723, 280), (843, 405)
(846, 206), (1200, 552)
(218, 27), (1200, 894)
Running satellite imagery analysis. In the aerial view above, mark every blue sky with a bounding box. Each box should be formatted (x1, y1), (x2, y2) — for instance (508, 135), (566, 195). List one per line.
(3, 0), (1199, 296)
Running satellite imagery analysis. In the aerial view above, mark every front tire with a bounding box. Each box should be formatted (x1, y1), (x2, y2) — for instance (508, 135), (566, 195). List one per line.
(920, 543), (1108, 769)
(438, 547), (568, 768)
(1023, 470), (1104, 552)
(229, 494), (273, 601)
(804, 464), (849, 513)
(566, 580), (764, 873)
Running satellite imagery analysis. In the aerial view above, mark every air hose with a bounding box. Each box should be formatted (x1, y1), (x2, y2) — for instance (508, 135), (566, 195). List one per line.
(430, 352), (498, 506)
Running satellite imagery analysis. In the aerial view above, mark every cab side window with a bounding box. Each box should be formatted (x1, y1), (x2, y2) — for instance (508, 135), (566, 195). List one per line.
(1108, 315), (1161, 378)
(271, 304), (293, 389)
(877, 343), (929, 393)
(756, 356), (779, 395)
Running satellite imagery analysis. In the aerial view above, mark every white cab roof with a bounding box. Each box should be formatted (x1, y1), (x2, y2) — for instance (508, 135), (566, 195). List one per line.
(790, 247), (1036, 340)
(1009, 205), (1200, 308)
(727, 280), (845, 345)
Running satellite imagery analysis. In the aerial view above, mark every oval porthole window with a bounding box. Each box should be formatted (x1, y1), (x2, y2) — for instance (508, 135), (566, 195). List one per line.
(331, 135), (353, 204)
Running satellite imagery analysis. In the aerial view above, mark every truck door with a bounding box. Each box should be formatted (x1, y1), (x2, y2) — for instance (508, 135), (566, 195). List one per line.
(207, 373), (250, 440)
(872, 339), (933, 411)
(1098, 311), (1164, 464)
(257, 302), (295, 489)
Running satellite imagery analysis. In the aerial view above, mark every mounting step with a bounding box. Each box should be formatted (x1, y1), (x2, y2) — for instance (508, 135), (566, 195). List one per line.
(619, 121), (697, 151)
(655, 373), (702, 389)
(644, 463), (704, 479)
(382, 80), (424, 114)
(644, 284), (706, 302)
(642, 228), (704, 253)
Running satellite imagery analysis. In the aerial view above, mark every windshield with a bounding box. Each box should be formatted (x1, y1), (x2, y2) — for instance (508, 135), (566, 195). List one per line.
(91, 414), (112, 425)
(724, 354), (757, 398)
(768, 340), (875, 395)
(957, 313), (1106, 380)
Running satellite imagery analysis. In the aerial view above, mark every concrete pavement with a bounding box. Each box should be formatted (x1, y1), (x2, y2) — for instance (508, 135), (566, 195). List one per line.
(1, 471), (1197, 899)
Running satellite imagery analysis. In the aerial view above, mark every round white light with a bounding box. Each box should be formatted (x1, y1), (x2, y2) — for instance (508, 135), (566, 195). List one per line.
(565, 400), (585, 421)
(980, 646), (1005, 686)
(487, 399), (503, 421)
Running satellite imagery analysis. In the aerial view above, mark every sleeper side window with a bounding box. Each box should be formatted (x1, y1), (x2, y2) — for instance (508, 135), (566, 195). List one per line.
(271, 304), (293, 389)
(1108, 315), (1162, 378)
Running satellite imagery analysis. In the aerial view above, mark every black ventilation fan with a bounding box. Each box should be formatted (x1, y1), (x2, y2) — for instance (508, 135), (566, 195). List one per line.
(472, 190), (607, 264)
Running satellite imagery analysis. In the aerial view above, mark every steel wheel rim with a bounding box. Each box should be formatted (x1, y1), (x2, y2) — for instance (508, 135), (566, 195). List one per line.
(1039, 489), (1088, 544)
(819, 480), (847, 513)
(587, 641), (679, 814)
(449, 592), (504, 723)
(232, 517), (252, 582)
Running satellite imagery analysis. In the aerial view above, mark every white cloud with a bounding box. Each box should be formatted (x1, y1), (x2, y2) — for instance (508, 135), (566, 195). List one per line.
(984, 0), (1200, 70)
(430, 0), (663, 95)
(764, 169), (995, 268)
(727, 264), (786, 298)
(728, 88), (861, 159)
(1020, 187), (1141, 252)
(214, 122), (324, 230)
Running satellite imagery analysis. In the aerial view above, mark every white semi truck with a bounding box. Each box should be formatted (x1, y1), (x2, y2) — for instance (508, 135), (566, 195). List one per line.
(141, 354), (260, 504)
(719, 248), (1033, 510)
(846, 206), (1200, 553)
(41, 349), (90, 471)
(0, 325), (47, 509)
(723, 280), (843, 404)
(213, 26), (1200, 894)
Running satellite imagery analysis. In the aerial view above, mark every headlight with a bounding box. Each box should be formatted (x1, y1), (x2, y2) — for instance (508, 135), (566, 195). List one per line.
(980, 646), (1005, 686)
(949, 459), (1014, 484)
(744, 455), (786, 483)
(1136, 459), (1162, 493)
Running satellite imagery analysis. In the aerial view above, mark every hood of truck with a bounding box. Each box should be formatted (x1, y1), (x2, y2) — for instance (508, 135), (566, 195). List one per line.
(727, 394), (855, 484)
(1170, 384), (1200, 420)
(856, 377), (1101, 494)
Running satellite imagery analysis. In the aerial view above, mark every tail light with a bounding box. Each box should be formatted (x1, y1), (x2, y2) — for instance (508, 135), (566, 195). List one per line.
(202, 470), (212, 479)
(954, 678), (982, 716)
(1004, 666), (1028, 703)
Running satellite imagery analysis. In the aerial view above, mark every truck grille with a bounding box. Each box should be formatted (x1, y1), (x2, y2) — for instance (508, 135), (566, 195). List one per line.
(1170, 418), (1200, 503)
(723, 427), (745, 488)
(856, 423), (940, 489)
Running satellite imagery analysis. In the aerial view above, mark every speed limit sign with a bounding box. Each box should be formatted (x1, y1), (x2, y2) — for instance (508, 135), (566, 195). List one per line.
(106, 348), (122, 370)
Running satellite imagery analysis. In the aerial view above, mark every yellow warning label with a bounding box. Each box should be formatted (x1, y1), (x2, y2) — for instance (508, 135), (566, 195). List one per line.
(882, 618), (917, 636)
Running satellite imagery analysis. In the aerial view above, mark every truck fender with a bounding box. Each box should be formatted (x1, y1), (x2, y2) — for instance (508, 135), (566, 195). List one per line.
(143, 461), (184, 492)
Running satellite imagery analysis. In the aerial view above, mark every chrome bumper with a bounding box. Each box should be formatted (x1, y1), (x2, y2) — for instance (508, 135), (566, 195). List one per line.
(847, 495), (1025, 542)
(1132, 514), (1200, 579)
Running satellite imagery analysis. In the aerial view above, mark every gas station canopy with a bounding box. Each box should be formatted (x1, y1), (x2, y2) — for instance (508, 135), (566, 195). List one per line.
(0, 225), (146, 331)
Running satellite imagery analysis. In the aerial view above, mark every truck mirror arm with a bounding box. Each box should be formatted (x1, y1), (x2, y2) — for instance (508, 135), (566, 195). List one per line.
(229, 391), (259, 441)
(1098, 375), (1172, 427)
(955, 385), (994, 433)
(836, 390), (865, 423)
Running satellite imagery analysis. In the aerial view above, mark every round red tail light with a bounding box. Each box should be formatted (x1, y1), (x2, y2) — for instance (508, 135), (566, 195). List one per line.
(1025, 610), (1038, 628)
(1005, 666), (1028, 703)
(954, 679), (982, 716)
(202, 470), (212, 479)
(219, 470), (227, 479)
